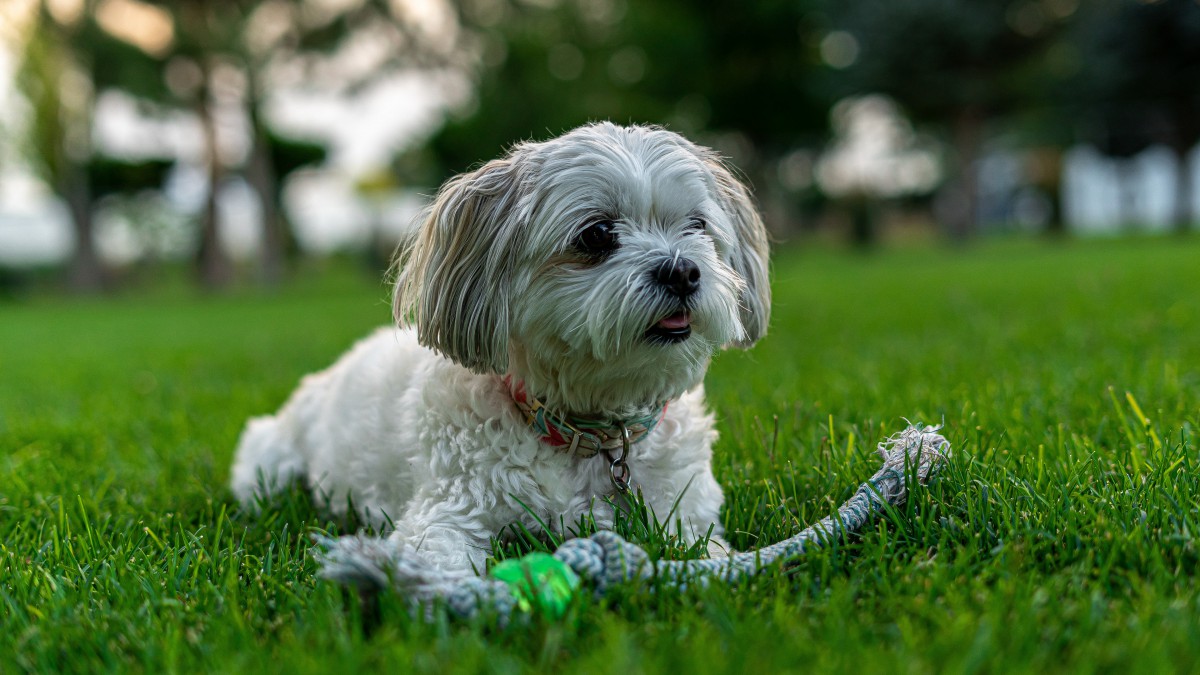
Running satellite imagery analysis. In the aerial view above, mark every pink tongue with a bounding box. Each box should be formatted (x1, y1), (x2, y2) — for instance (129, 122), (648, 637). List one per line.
(657, 313), (691, 330)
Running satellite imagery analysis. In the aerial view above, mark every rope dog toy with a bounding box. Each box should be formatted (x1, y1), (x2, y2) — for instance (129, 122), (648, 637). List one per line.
(315, 423), (950, 623)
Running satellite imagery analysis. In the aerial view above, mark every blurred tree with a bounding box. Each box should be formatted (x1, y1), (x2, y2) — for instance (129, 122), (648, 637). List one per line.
(832, 0), (1074, 240)
(139, 0), (469, 286)
(15, 3), (173, 291)
(99, 0), (333, 287)
(15, 6), (102, 290)
(1073, 0), (1200, 232)
(813, 95), (942, 246)
(134, 1), (236, 288)
(16, 2), (243, 289)
(19, 0), (458, 290)
(263, 129), (327, 262)
(422, 0), (828, 216)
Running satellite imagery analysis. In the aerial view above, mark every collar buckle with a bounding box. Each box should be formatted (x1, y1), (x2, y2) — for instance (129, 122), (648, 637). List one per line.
(603, 423), (632, 494)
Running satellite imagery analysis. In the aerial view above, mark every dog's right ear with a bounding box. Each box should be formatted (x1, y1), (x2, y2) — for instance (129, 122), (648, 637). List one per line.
(394, 157), (526, 374)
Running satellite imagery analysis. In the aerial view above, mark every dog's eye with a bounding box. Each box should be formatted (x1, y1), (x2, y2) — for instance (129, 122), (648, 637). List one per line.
(575, 221), (618, 254)
(686, 218), (706, 234)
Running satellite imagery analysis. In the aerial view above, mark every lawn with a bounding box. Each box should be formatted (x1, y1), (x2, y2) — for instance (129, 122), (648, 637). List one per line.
(2, 237), (1199, 673)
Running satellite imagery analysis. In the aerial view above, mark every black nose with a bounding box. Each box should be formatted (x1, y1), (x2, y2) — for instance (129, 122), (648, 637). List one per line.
(654, 257), (701, 297)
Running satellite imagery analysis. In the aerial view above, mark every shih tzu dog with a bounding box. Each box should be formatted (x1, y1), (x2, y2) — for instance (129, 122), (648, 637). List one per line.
(230, 122), (770, 574)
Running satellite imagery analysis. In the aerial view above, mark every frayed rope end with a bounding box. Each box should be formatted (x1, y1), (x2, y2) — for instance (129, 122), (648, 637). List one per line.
(876, 422), (951, 485)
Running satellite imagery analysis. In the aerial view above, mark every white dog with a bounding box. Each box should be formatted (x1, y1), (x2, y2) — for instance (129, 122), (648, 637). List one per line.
(230, 122), (770, 574)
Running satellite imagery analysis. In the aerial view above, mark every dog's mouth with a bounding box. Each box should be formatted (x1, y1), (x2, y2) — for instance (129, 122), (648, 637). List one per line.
(645, 311), (692, 344)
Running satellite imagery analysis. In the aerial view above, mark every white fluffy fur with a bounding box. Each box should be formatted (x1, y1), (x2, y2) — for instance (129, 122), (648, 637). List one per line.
(230, 123), (771, 574)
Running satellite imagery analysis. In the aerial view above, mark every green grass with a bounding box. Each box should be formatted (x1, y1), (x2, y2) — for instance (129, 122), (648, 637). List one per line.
(2, 237), (1199, 673)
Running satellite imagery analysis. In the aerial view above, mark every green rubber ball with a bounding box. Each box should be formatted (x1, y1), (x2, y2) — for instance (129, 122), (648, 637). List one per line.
(489, 552), (581, 619)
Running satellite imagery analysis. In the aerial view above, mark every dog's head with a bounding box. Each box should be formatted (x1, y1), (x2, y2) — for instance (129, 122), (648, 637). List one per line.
(395, 123), (770, 414)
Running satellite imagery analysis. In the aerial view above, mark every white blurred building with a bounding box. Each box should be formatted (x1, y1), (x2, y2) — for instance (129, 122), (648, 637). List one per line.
(1062, 144), (1200, 234)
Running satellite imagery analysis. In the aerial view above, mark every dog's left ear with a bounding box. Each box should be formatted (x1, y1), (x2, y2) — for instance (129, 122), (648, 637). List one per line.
(393, 156), (527, 373)
(703, 155), (771, 347)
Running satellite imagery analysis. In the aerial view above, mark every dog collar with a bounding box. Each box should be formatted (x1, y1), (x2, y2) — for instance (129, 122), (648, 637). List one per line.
(505, 377), (666, 460)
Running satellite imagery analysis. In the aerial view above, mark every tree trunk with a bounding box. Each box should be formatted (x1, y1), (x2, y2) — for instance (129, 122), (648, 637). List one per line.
(1042, 188), (1066, 237)
(946, 106), (985, 242)
(1172, 147), (1193, 234)
(1117, 160), (1140, 232)
(1029, 147), (1065, 237)
(848, 195), (877, 249)
(194, 67), (233, 290)
(1168, 103), (1199, 234)
(62, 165), (105, 292)
(244, 73), (288, 286)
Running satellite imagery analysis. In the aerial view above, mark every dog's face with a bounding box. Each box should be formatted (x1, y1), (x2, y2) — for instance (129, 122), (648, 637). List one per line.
(396, 123), (770, 414)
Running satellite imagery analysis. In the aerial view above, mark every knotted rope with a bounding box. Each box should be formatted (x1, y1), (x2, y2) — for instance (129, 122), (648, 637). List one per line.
(315, 423), (950, 623)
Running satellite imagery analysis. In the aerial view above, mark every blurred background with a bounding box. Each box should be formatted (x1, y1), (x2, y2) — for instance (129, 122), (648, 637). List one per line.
(0, 0), (1196, 294)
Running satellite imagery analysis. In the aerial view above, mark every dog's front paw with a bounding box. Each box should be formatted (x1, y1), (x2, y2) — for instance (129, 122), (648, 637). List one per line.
(388, 526), (491, 576)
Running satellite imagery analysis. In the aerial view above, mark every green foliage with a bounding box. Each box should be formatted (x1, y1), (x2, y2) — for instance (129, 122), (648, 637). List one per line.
(425, 0), (828, 178)
(268, 130), (328, 178)
(1071, 0), (1200, 156)
(79, 15), (170, 102)
(14, 9), (78, 189)
(832, 0), (1070, 121)
(2, 237), (1200, 671)
(15, 4), (176, 183)
(87, 157), (174, 199)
